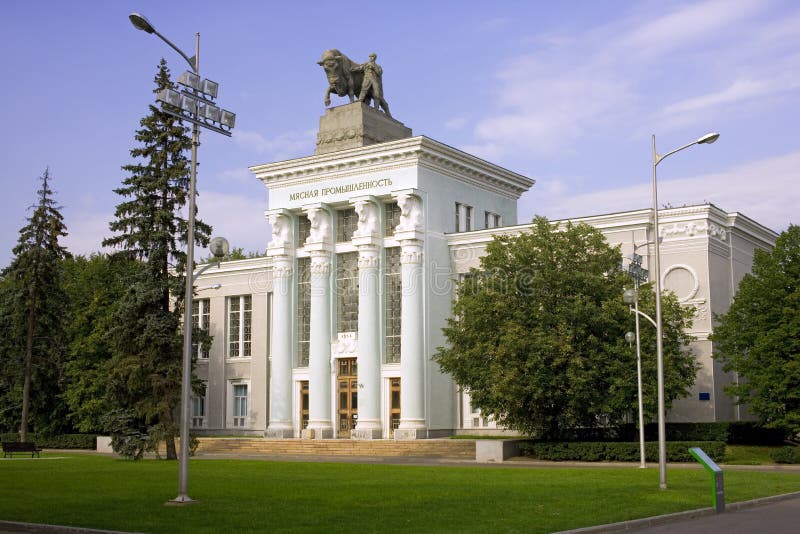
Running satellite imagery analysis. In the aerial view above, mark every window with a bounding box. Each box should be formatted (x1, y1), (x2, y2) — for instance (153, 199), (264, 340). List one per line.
(337, 208), (358, 242)
(192, 298), (210, 359)
(191, 383), (206, 428)
(455, 203), (473, 232)
(484, 211), (501, 229)
(227, 295), (252, 357)
(233, 383), (248, 427)
(297, 257), (311, 367)
(298, 215), (311, 247)
(384, 201), (401, 236)
(336, 252), (359, 333)
(385, 247), (401, 363)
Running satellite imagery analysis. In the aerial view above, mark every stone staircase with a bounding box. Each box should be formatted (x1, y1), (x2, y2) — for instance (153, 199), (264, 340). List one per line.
(192, 437), (476, 459)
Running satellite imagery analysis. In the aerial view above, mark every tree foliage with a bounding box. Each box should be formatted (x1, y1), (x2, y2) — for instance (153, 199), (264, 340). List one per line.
(101, 60), (210, 459)
(434, 216), (697, 439)
(62, 254), (144, 433)
(712, 225), (800, 435)
(0, 168), (71, 438)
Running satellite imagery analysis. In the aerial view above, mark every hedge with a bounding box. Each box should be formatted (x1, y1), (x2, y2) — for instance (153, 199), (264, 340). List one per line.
(518, 441), (726, 462)
(532, 422), (786, 445)
(1, 433), (96, 449)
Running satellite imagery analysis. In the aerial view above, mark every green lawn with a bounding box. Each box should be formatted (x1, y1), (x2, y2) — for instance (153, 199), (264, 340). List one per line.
(2, 454), (800, 533)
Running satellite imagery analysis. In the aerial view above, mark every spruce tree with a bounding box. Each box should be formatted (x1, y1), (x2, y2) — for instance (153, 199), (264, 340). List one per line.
(103, 59), (210, 459)
(0, 168), (71, 440)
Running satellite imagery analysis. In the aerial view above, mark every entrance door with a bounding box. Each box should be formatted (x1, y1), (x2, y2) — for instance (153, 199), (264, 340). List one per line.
(299, 381), (309, 431)
(337, 358), (358, 438)
(389, 377), (401, 438)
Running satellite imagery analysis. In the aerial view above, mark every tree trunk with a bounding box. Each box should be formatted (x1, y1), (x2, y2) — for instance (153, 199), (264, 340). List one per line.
(20, 305), (35, 442)
(163, 411), (178, 460)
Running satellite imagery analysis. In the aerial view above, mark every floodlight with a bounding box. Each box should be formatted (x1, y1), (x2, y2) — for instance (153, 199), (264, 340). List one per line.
(157, 88), (183, 108)
(220, 110), (236, 128)
(178, 71), (201, 90)
(200, 79), (219, 99)
(180, 94), (198, 114)
(200, 103), (221, 122)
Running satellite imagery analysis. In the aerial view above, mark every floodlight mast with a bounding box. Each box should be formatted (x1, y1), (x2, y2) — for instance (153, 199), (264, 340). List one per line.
(129, 12), (201, 505)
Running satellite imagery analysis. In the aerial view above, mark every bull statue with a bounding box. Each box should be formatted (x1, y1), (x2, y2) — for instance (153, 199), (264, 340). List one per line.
(317, 49), (363, 107)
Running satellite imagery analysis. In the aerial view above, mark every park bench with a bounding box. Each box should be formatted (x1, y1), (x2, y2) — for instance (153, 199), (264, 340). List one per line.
(2, 442), (42, 458)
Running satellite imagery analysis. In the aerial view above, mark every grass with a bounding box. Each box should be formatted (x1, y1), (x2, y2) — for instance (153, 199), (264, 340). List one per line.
(1, 454), (799, 533)
(724, 445), (784, 465)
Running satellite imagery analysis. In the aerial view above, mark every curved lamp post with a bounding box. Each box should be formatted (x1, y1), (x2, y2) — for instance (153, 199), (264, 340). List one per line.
(651, 131), (719, 489)
(130, 12), (234, 505)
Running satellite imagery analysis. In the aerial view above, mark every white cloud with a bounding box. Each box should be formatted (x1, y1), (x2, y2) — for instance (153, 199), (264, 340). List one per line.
(616, 0), (763, 59)
(233, 129), (316, 160)
(197, 190), (269, 255)
(62, 209), (114, 257)
(525, 150), (800, 232)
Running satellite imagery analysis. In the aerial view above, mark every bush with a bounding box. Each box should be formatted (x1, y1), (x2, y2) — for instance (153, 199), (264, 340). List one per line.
(770, 446), (800, 464)
(0, 433), (96, 449)
(518, 441), (726, 462)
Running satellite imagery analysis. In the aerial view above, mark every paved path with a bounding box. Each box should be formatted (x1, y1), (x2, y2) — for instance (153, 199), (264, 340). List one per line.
(562, 492), (800, 533)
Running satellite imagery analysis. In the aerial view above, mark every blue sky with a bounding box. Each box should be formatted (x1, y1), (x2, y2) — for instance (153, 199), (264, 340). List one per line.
(1, 0), (798, 265)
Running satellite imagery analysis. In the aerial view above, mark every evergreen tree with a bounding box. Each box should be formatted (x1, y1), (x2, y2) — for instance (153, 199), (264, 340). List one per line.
(103, 59), (210, 459)
(0, 168), (71, 439)
(62, 254), (145, 434)
(434, 216), (697, 439)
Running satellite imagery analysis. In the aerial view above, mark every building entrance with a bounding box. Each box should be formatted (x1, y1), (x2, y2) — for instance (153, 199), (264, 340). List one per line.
(299, 380), (309, 432)
(389, 377), (401, 438)
(337, 358), (358, 438)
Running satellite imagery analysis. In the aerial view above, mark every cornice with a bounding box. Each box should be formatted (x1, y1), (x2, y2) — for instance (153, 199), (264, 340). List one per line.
(249, 136), (534, 199)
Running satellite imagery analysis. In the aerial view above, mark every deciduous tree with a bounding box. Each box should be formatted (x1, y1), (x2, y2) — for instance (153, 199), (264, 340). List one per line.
(713, 225), (800, 435)
(434, 216), (697, 439)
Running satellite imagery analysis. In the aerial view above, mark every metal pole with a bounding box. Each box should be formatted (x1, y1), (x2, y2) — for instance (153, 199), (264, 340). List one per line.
(175, 32), (200, 505)
(634, 276), (646, 469)
(652, 134), (667, 490)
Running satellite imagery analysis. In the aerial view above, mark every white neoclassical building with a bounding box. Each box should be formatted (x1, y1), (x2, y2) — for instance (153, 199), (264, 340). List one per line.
(190, 102), (777, 438)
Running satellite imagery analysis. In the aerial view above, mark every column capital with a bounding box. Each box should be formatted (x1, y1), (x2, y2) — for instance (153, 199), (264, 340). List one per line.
(303, 203), (333, 251)
(392, 189), (424, 241)
(309, 249), (332, 275)
(271, 254), (294, 278)
(351, 195), (382, 246)
(266, 208), (296, 257)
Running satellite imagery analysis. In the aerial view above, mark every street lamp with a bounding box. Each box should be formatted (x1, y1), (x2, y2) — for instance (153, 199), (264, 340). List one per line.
(651, 131), (719, 489)
(622, 245), (651, 469)
(130, 12), (235, 504)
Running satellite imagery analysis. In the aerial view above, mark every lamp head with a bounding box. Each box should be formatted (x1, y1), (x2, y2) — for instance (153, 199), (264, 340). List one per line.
(209, 237), (230, 259)
(129, 13), (155, 34)
(622, 288), (638, 305)
(625, 331), (636, 345)
(697, 132), (720, 144)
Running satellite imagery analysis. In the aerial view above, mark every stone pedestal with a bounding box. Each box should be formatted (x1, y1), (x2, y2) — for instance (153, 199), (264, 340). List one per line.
(315, 102), (412, 155)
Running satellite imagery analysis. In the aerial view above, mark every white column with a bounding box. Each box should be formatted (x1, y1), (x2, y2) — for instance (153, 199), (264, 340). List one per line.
(265, 211), (294, 438)
(352, 197), (383, 439)
(396, 239), (426, 438)
(392, 192), (426, 440)
(304, 205), (334, 439)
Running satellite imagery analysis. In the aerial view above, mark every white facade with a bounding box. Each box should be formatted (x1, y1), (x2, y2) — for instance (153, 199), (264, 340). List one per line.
(191, 135), (776, 437)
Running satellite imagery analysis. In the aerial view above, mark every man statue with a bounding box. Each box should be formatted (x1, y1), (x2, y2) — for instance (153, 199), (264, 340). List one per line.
(352, 53), (391, 117)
